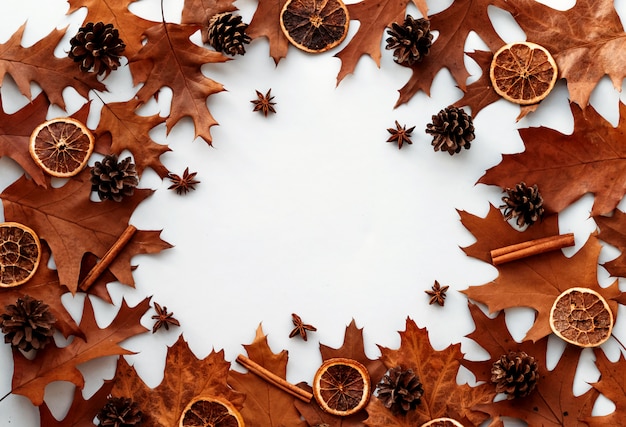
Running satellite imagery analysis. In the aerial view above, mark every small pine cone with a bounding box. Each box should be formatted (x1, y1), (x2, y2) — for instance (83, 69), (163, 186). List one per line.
(207, 12), (251, 56)
(0, 295), (56, 352)
(386, 15), (433, 66)
(426, 106), (475, 155)
(97, 396), (142, 427)
(491, 351), (538, 399)
(68, 22), (126, 76)
(376, 366), (424, 414)
(501, 182), (544, 227)
(90, 155), (139, 202)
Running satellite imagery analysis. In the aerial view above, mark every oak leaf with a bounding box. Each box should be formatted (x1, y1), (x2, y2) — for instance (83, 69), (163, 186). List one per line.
(38, 380), (113, 427)
(0, 170), (171, 293)
(111, 335), (244, 427)
(246, 0), (289, 64)
(595, 211), (626, 278)
(586, 349), (626, 426)
(182, 0), (238, 44)
(10, 297), (150, 406)
(129, 23), (229, 144)
(461, 205), (623, 342)
(228, 324), (307, 427)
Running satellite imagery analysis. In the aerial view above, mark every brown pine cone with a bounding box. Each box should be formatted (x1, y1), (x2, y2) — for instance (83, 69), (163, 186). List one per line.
(386, 15), (433, 66)
(0, 295), (56, 351)
(501, 182), (544, 227)
(491, 351), (538, 399)
(376, 366), (424, 414)
(90, 155), (139, 202)
(97, 396), (142, 427)
(207, 12), (251, 56)
(426, 106), (475, 155)
(68, 22), (126, 76)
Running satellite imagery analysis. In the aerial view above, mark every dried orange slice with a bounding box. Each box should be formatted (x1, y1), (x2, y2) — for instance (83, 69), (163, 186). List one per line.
(0, 222), (41, 288)
(421, 418), (465, 427)
(178, 395), (244, 427)
(313, 357), (371, 416)
(29, 117), (94, 177)
(489, 41), (558, 105)
(280, 0), (350, 53)
(549, 287), (613, 348)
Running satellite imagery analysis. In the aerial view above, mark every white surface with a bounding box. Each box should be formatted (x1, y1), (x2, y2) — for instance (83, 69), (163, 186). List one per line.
(0, 0), (623, 425)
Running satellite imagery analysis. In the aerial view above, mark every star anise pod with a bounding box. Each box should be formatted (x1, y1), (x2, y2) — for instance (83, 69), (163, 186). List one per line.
(168, 167), (200, 195)
(425, 281), (449, 306)
(151, 302), (180, 333)
(387, 120), (415, 149)
(289, 313), (316, 341)
(251, 89), (276, 116)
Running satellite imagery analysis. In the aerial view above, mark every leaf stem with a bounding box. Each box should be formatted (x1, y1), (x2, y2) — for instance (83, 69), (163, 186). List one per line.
(0, 390), (11, 403)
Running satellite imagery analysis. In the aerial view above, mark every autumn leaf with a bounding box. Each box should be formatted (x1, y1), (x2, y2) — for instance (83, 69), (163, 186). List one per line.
(129, 23), (229, 144)
(596, 211), (626, 279)
(461, 205), (624, 342)
(228, 324), (308, 427)
(182, 0), (238, 44)
(112, 335), (244, 427)
(586, 349), (626, 426)
(38, 380), (113, 427)
(480, 103), (626, 216)
(0, 25), (104, 109)
(363, 318), (492, 426)
(0, 170), (171, 293)
(10, 297), (150, 406)
(246, 0), (290, 64)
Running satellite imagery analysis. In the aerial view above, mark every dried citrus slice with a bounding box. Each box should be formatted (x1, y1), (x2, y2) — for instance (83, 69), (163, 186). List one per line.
(179, 395), (244, 427)
(489, 41), (558, 105)
(0, 222), (41, 288)
(29, 117), (94, 177)
(313, 357), (371, 416)
(420, 418), (465, 427)
(280, 0), (350, 53)
(549, 287), (613, 347)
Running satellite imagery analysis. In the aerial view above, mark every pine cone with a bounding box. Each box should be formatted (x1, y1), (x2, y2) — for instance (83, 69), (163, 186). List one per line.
(68, 22), (126, 76)
(426, 106), (475, 155)
(376, 366), (424, 414)
(491, 351), (538, 399)
(0, 295), (56, 352)
(90, 155), (139, 202)
(386, 15), (433, 66)
(97, 396), (142, 427)
(207, 12), (251, 56)
(501, 182), (544, 227)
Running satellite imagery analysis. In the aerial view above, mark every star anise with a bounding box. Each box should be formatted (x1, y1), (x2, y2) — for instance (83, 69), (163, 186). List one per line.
(289, 313), (317, 341)
(425, 281), (449, 306)
(167, 167), (200, 195)
(251, 89), (276, 116)
(387, 120), (415, 149)
(151, 302), (180, 333)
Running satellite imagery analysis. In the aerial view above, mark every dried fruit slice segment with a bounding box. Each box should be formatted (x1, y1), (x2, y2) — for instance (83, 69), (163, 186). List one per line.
(489, 41), (558, 105)
(178, 395), (244, 427)
(0, 222), (41, 288)
(29, 117), (95, 177)
(549, 287), (613, 347)
(280, 0), (349, 53)
(313, 357), (371, 416)
(420, 418), (464, 427)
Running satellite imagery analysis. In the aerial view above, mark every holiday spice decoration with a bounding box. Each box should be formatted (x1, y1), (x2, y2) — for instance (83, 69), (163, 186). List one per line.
(2, 0), (626, 426)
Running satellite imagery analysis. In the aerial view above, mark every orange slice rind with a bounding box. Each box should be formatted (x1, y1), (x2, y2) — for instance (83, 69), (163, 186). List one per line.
(313, 357), (370, 416)
(0, 222), (41, 288)
(178, 395), (244, 427)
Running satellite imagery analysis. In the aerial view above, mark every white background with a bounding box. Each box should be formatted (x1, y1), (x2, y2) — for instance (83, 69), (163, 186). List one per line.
(0, 0), (625, 425)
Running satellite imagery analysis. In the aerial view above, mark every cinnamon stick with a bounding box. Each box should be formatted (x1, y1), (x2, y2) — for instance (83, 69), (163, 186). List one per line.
(79, 225), (137, 291)
(490, 233), (575, 265)
(236, 354), (312, 403)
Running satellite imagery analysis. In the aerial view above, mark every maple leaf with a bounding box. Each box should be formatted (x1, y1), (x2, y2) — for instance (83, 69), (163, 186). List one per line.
(363, 318), (492, 426)
(111, 335), (244, 427)
(38, 380), (113, 427)
(586, 349), (626, 426)
(480, 103), (626, 216)
(94, 99), (170, 178)
(461, 205), (624, 342)
(129, 23), (229, 144)
(10, 297), (150, 406)
(0, 25), (104, 109)
(0, 170), (171, 293)
(595, 211), (626, 278)
(246, 0), (290, 64)
(228, 324), (308, 427)
(181, 0), (238, 44)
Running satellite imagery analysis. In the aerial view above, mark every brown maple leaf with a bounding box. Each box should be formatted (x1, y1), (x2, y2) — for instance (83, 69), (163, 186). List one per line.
(10, 297), (150, 406)
(246, 0), (290, 64)
(181, 0), (238, 44)
(129, 23), (229, 145)
(228, 324), (308, 427)
(0, 170), (171, 293)
(586, 349), (626, 426)
(596, 211), (626, 278)
(112, 335), (244, 427)
(39, 380), (114, 427)
(480, 103), (626, 216)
